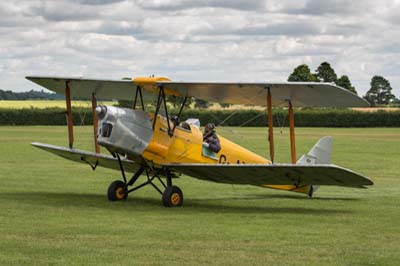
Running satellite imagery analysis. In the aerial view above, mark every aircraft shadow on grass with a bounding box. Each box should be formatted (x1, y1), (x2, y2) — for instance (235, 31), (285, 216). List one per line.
(239, 193), (361, 201)
(2, 191), (355, 215)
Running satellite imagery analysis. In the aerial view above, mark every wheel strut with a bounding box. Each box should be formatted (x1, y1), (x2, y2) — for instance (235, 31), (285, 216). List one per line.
(162, 170), (183, 207)
(108, 155), (184, 206)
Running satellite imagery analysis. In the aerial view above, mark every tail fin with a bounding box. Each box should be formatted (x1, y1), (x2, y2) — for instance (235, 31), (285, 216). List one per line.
(297, 136), (332, 165)
(296, 136), (333, 197)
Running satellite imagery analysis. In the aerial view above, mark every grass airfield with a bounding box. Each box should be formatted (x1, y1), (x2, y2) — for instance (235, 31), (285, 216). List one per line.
(0, 126), (399, 266)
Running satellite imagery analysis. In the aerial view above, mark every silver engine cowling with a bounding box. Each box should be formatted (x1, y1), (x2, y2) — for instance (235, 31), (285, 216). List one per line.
(95, 105), (153, 157)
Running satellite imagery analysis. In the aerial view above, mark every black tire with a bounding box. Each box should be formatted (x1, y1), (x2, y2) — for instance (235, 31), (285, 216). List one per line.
(162, 186), (183, 207)
(108, 180), (127, 201)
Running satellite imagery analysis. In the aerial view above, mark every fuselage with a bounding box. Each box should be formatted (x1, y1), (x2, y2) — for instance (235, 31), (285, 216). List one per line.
(143, 114), (270, 166)
(96, 106), (310, 194)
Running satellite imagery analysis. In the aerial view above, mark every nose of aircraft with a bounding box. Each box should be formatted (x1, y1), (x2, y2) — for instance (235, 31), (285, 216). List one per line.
(95, 105), (107, 119)
(96, 106), (154, 157)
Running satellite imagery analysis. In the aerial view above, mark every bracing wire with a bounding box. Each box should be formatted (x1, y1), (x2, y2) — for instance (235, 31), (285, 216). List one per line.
(78, 103), (88, 126)
(273, 107), (288, 161)
(212, 89), (268, 153)
(72, 101), (91, 150)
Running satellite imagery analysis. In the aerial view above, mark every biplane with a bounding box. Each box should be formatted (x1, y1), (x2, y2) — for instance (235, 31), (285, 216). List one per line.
(26, 76), (373, 207)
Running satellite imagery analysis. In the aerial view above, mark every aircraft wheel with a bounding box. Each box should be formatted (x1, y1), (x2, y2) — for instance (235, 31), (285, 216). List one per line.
(162, 186), (183, 207)
(108, 180), (128, 201)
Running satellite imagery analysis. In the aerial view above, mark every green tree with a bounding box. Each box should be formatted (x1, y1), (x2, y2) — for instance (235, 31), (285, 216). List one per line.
(220, 103), (231, 108)
(336, 75), (357, 94)
(288, 64), (318, 82)
(316, 62), (337, 83)
(118, 100), (133, 108)
(194, 98), (209, 109)
(166, 95), (193, 109)
(364, 75), (395, 106)
(0, 89), (63, 100)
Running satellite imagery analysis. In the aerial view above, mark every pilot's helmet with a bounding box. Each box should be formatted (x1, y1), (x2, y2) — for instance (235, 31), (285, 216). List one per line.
(171, 115), (180, 125)
(205, 123), (216, 133)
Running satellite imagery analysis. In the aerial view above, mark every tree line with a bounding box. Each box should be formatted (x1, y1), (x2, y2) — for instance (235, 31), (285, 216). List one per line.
(0, 89), (64, 100)
(288, 62), (398, 106)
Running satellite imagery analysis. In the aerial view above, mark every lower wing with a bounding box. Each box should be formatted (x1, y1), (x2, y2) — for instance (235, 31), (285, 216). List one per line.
(31, 142), (373, 188)
(31, 142), (141, 173)
(164, 163), (373, 188)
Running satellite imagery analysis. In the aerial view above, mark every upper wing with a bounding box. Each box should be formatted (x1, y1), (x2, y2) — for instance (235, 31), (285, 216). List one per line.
(26, 76), (137, 100)
(32, 142), (142, 173)
(158, 82), (369, 107)
(26, 76), (369, 107)
(164, 163), (373, 188)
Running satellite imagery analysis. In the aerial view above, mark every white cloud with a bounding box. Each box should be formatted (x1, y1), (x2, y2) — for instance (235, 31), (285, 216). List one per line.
(135, 0), (267, 11)
(0, 0), (399, 97)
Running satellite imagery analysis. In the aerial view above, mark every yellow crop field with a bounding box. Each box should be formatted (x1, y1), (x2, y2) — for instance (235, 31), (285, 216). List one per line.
(0, 100), (117, 109)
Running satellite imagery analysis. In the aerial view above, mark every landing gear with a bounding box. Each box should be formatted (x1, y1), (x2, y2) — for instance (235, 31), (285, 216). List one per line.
(162, 186), (183, 207)
(108, 180), (127, 201)
(108, 154), (183, 207)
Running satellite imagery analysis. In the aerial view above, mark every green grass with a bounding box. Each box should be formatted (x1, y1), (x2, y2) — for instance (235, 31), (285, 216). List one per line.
(0, 126), (399, 265)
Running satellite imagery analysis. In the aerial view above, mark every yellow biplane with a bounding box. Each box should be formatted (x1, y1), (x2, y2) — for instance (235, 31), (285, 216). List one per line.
(26, 76), (373, 207)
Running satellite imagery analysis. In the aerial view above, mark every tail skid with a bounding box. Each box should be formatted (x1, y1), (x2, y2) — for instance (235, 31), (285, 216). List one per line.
(296, 136), (333, 197)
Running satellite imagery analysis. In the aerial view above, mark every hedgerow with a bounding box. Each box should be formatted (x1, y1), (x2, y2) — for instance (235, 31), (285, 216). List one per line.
(1, 107), (399, 127)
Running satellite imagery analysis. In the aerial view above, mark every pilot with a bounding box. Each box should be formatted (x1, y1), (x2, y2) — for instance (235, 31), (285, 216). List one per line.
(171, 115), (191, 130)
(170, 115), (180, 127)
(203, 123), (221, 153)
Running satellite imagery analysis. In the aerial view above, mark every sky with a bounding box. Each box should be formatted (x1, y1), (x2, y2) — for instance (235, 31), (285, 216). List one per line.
(1, 0), (399, 97)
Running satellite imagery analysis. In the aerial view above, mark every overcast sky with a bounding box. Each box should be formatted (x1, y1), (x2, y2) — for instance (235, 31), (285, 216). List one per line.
(1, 0), (399, 96)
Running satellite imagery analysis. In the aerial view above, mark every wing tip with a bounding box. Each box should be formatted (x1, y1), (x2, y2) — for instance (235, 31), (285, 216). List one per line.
(31, 141), (42, 147)
(31, 141), (49, 147)
(25, 76), (36, 81)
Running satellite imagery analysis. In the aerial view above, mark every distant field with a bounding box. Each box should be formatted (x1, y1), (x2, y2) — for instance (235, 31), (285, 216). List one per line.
(0, 100), (116, 109)
(2, 100), (400, 113)
(352, 107), (400, 112)
(0, 126), (399, 265)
